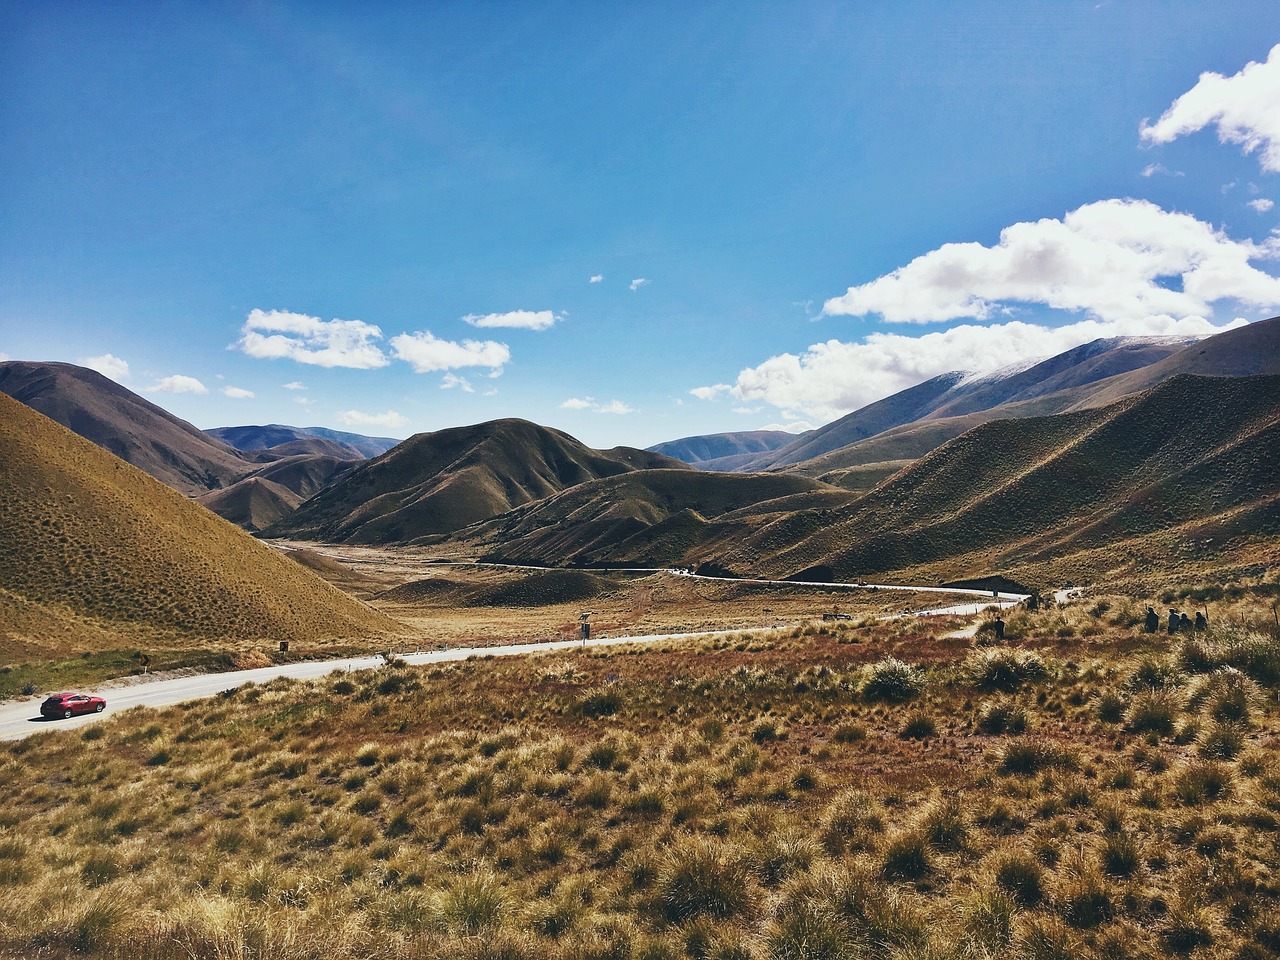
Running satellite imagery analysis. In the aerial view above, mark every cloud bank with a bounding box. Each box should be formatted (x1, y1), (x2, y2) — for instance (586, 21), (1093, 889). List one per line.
(823, 199), (1280, 324)
(1141, 43), (1280, 172)
(560, 397), (634, 415)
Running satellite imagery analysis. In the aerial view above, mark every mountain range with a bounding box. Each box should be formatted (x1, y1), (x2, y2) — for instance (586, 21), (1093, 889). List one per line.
(4, 317), (1279, 593)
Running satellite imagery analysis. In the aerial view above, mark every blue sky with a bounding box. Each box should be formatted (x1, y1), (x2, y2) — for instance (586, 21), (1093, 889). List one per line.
(2, 2), (1279, 448)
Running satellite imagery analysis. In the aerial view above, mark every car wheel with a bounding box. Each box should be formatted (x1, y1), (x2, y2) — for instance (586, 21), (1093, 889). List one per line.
(95, 703), (105, 712)
(63, 709), (73, 719)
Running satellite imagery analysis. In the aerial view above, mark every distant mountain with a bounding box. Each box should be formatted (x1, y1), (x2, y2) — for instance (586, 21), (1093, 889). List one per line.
(263, 418), (694, 544)
(717, 374), (1280, 586)
(455, 468), (847, 568)
(207, 424), (401, 459)
(0, 392), (399, 657)
(0, 361), (249, 495)
(648, 430), (799, 466)
(744, 336), (1196, 472)
(196, 454), (358, 532)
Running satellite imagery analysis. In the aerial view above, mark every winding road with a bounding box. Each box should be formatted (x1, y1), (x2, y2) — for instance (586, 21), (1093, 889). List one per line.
(0, 569), (1030, 742)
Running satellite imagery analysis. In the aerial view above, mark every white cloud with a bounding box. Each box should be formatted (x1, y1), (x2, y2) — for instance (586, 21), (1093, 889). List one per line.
(463, 309), (563, 331)
(223, 386), (255, 399)
(823, 199), (1280, 325)
(1250, 198), (1275, 213)
(705, 315), (1249, 424)
(237, 309), (388, 369)
(440, 373), (474, 392)
(82, 353), (130, 381)
(589, 275), (604, 284)
(283, 380), (306, 391)
(1141, 43), (1280, 172)
(338, 409), (408, 429)
(597, 400), (634, 415)
(560, 397), (633, 414)
(1140, 163), (1183, 178)
(630, 278), (648, 291)
(0, 352), (8, 362)
(689, 384), (732, 401)
(390, 331), (510, 373)
(295, 397), (314, 406)
(150, 375), (208, 395)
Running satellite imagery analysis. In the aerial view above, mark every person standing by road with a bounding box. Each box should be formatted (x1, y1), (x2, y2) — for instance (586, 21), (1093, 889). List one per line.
(1168, 608), (1180, 635)
(1144, 606), (1160, 633)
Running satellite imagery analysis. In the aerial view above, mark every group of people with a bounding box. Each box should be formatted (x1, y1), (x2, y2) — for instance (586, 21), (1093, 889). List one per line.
(1144, 605), (1207, 635)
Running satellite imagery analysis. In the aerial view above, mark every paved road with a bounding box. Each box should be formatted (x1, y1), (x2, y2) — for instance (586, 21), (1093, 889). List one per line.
(1, 571), (1030, 742)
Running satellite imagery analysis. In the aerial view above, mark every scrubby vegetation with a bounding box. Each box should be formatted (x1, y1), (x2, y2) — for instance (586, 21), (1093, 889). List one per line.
(3, 594), (1280, 958)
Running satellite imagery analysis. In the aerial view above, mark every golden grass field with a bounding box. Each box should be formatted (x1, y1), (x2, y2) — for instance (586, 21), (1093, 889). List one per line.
(3, 581), (1280, 959)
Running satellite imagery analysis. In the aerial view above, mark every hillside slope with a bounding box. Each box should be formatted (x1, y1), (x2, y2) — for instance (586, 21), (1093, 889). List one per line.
(457, 469), (845, 567)
(721, 374), (1280, 585)
(0, 361), (250, 495)
(264, 419), (693, 544)
(0, 393), (399, 657)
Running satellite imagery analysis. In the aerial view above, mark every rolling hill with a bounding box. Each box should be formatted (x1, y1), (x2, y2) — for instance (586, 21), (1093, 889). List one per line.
(0, 392), (400, 659)
(264, 418), (694, 544)
(454, 468), (850, 568)
(0, 360), (250, 495)
(712, 373), (1280, 586)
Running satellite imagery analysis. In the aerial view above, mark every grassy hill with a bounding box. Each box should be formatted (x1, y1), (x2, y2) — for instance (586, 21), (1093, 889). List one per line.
(0, 360), (250, 495)
(455, 468), (846, 567)
(720, 374), (1280, 586)
(264, 419), (692, 544)
(0, 393), (399, 661)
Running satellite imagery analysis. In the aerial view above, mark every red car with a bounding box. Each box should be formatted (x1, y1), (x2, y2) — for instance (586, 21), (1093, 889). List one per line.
(40, 692), (106, 719)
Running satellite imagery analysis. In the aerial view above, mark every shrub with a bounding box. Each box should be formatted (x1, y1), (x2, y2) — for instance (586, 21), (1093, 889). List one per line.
(832, 722), (867, 743)
(1015, 916), (1075, 960)
(1094, 691), (1126, 724)
(1189, 667), (1257, 723)
(863, 657), (924, 702)
(751, 719), (786, 744)
(969, 648), (1048, 692)
(1126, 656), (1184, 690)
(977, 698), (1028, 735)
(658, 838), (755, 922)
(963, 888), (1017, 952)
(1060, 867), (1113, 929)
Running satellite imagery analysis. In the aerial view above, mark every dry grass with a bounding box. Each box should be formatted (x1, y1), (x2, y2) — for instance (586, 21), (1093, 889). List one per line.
(3, 592), (1280, 958)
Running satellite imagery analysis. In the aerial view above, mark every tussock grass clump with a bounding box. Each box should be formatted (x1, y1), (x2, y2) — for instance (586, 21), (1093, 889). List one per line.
(657, 838), (756, 923)
(880, 830), (933, 880)
(999, 739), (1076, 776)
(820, 790), (885, 856)
(899, 710), (937, 740)
(1125, 687), (1182, 735)
(968, 647), (1048, 692)
(1173, 761), (1235, 805)
(991, 848), (1045, 906)
(862, 657), (924, 702)
(976, 698), (1028, 735)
